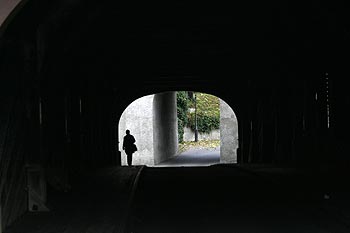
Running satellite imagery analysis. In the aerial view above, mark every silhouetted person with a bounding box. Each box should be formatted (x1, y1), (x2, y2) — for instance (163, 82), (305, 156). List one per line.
(122, 129), (137, 166)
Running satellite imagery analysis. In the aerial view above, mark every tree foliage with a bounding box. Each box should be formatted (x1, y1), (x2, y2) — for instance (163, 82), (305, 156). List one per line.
(176, 91), (189, 142)
(187, 93), (220, 134)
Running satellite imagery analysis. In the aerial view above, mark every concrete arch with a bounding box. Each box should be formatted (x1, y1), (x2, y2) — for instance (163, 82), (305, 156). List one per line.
(118, 91), (238, 166)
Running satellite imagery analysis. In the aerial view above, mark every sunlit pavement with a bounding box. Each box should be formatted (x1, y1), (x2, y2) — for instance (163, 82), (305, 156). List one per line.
(154, 147), (220, 167)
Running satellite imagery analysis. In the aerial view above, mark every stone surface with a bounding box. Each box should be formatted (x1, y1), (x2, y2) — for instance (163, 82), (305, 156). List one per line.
(220, 99), (238, 163)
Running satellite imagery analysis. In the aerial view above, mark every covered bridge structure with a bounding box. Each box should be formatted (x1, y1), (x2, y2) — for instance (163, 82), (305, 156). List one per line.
(1, 1), (350, 232)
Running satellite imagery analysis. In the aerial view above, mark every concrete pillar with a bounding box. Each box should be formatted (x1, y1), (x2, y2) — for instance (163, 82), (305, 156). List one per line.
(220, 99), (238, 163)
(153, 92), (178, 164)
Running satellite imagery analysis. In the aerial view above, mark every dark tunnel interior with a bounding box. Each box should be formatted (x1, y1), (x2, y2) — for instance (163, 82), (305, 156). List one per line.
(1, 1), (350, 232)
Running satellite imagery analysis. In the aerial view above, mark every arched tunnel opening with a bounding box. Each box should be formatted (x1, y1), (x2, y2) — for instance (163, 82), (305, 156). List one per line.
(118, 91), (238, 167)
(1, 1), (350, 232)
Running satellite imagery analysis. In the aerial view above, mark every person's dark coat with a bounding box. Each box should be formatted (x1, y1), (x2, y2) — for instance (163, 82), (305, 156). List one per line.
(123, 134), (136, 154)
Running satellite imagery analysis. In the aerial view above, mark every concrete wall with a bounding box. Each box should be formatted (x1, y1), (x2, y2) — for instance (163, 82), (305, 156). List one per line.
(153, 92), (178, 164)
(119, 95), (155, 165)
(183, 127), (220, 142)
(220, 99), (238, 163)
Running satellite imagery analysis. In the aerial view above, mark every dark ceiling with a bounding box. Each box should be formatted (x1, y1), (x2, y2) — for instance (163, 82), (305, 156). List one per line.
(2, 0), (348, 91)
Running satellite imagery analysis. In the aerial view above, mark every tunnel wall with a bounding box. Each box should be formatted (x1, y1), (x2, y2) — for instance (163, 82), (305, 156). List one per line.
(153, 92), (178, 164)
(119, 95), (154, 166)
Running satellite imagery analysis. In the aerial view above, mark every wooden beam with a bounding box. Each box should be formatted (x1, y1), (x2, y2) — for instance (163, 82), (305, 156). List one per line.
(0, 204), (2, 233)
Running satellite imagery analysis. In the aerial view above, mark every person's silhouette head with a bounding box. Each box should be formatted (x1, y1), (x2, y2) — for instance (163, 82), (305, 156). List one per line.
(126, 129), (130, 135)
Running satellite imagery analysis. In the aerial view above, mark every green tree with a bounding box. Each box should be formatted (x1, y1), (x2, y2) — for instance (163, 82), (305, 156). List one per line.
(187, 93), (220, 134)
(176, 91), (189, 143)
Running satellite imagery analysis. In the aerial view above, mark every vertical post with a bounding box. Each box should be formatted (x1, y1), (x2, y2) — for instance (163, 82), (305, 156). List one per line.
(0, 204), (2, 233)
(39, 96), (43, 164)
(194, 93), (198, 142)
(248, 120), (253, 163)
